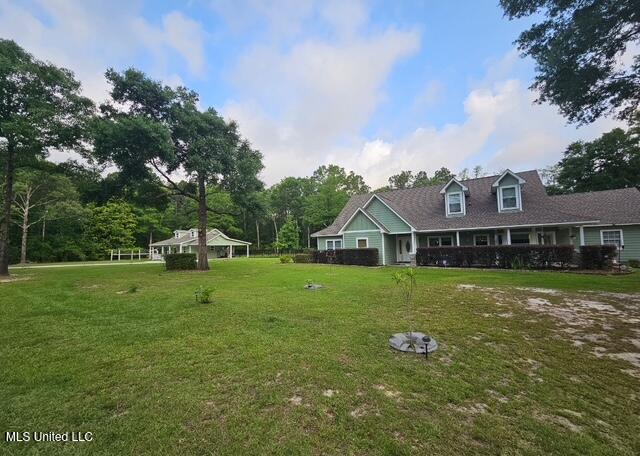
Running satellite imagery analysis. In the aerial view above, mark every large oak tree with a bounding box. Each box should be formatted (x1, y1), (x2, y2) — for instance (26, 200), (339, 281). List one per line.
(501, 0), (640, 124)
(0, 39), (93, 276)
(92, 69), (262, 270)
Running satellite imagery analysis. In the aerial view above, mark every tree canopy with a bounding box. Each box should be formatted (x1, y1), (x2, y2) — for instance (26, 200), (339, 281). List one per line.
(0, 39), (93, 275)
(501, 0), (640, 124)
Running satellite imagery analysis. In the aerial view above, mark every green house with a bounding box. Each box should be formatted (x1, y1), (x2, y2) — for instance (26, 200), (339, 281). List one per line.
(311, 169), (640, 265)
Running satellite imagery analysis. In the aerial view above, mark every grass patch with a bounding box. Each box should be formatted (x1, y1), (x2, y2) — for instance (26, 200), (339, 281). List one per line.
(1, 259), (639, 454)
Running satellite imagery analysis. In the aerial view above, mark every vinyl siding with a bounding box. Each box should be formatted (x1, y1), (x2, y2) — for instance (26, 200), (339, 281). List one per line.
(343, 231), (383, 265)
(365, 198), (411, 233)
(343, 212), (379, 231)
(383, 234), (395, 265)
(584, 225), (640, 262)
(317, 236), (343, 251)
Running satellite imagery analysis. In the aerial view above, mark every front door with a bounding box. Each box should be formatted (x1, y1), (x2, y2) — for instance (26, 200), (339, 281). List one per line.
(396, 235), (412, 262)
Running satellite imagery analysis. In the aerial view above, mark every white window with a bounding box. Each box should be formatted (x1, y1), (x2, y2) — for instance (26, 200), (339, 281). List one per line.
(446, 192), (463, 215)
(499, 185), (521, 211)
(428, 236), (453, 247)
(356, 238), (368, 248)
(474, 234), (489, 246)
(326, 239), (342, 250)
(601, 230), (623, 249)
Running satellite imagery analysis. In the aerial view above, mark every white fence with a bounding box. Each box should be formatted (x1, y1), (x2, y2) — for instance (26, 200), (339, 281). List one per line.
(109, 249), (152, 261)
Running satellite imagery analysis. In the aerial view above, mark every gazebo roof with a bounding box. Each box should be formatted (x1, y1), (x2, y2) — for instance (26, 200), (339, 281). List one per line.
(150, 228), (251, 247)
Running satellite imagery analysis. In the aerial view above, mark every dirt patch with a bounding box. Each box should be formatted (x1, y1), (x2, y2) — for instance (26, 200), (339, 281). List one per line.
(0, 276), (31, 283)
(373, 384), (401, 400)
(457, 284), (640, 378)
(450, 402), (488, 415)
(322, 389), (338, 398)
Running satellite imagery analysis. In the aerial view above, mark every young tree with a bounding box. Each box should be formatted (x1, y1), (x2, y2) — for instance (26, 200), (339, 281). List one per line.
(0, 39), (93, 276)
(12, 169), (76, 263)
(277, 216), (300, 250)
(93, 69), (263, 270)
(501, 0), (640, 124)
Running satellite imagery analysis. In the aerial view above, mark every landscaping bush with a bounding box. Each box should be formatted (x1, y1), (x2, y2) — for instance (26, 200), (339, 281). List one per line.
(342, 248), (379, 266)
(579, 245), (617, 270)
(279, 255), (293, 263)
(415, 245), (575, 269)
(165, 253), (196, 270)
(628, 259), (640, 268)
(293, 253), (312, 263)
(311, 248), (378, 266)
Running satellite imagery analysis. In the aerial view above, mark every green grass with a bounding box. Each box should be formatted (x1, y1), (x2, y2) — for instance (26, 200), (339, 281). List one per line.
(1, 259), (639, 455)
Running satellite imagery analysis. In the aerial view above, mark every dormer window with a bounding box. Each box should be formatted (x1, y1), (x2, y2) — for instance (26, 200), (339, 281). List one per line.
(190, 230), (197, 238)
(498, 185), (521, 211)
(492, 169), (525, 213)
(440, 178), (468, 217)
(446, 192), (463, 215)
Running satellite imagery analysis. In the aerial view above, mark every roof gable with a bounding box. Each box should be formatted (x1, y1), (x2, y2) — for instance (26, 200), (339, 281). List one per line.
(439, 178), (468, 194)
(339, 208), (386, 234)
(364, 194), (413, 232)
(492, 169), (526, 188)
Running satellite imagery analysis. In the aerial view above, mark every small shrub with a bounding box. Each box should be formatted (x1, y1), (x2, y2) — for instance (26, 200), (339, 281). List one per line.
(342, 248), (378, 266)
(165, 253), (197, 271)
(579, 245), (617, 270)
(127, 284), (139, 294)
(294, 253), (312, 263)
(628, 259), (640, 268)
(279, 255), (293, 263)
(195, 285), (213, 304)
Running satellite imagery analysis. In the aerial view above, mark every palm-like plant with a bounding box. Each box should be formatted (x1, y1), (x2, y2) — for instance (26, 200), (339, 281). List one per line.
(392, 268), (418, 348)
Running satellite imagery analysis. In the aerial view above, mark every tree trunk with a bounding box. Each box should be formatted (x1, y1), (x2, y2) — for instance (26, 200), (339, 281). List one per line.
(307, 225), (310, 248)
(197, 174), (209, 271)
(273, 217), (279, 254)
(0, 141), (15, 276)
(20, 188), (31, 264)
(255, 220), (260, 249)
(41, 209), (46, 240)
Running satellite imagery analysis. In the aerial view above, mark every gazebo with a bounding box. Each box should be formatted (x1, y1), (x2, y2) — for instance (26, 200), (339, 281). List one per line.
(149, 228), (251, 261)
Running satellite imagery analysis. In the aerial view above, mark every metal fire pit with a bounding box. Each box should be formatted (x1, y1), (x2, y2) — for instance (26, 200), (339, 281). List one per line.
(389, 332), (438, 354)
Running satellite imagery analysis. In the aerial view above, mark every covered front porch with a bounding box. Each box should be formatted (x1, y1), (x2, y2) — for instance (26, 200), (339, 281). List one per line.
(386, 225), (586, 264)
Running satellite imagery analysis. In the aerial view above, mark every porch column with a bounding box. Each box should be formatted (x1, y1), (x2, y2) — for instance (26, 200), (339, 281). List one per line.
(246, 245), (249, 257)
(506, 228), (511, 245)
(229, 245), (233, 259)
(456, 231), (460, 246)
(411, 231), (417, 253)
(579, 226), (585, 246)
(179, 244), (183, 253)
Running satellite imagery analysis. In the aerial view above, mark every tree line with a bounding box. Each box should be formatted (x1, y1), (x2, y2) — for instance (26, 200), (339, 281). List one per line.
(2, 0), (640, 276)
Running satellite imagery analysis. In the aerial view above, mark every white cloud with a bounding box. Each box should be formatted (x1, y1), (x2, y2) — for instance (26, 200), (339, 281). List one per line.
(0, 0), (208, 103)
(224, 26), (421, 183)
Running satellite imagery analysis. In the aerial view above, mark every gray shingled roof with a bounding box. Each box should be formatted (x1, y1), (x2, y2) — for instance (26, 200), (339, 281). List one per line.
(311, 170), (638, 236)
(549, 188), (640, 225)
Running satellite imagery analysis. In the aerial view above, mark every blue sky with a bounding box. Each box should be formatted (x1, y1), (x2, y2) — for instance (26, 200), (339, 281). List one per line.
(1, 0), (620, 186)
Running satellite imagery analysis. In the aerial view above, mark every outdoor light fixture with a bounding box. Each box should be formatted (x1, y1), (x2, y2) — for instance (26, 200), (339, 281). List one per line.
(422, 336), (431, 359)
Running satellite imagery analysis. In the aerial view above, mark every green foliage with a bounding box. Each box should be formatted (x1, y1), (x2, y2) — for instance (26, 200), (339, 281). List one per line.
(279, 255), (293, 264)
(388, 167), (455, 189)
(392, 268), (418, 341)
(165, 253), (197, 271)
(501, 0), (640, 124)
(294, 253), (312, 263)
(83, 200), (138, 258)
(0, 39), (93, 274)
(194, 285), (213, 304)
(555, 127), (640, 193)
(628, 259), (640, 268)
(277, 216), (299, 249)
(127, 284), (139, 294)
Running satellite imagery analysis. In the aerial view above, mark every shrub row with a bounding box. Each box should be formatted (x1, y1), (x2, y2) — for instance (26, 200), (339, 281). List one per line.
(293, 253), (312, 263)
(578, 245), (617, 270)
(415, 245), (575, 269)
(165, 253), (197, 270)
(311, 248), (379, 266)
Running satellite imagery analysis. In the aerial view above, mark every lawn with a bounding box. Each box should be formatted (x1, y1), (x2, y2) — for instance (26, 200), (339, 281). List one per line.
(1, 259), (639, 455)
